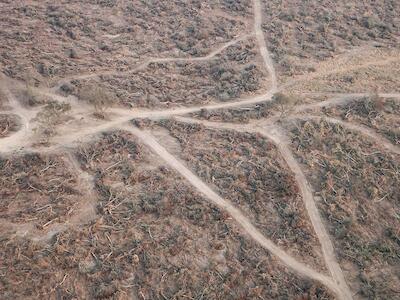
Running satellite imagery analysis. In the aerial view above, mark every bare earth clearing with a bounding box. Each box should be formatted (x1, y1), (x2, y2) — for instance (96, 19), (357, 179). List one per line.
(0, 0), (399, 299)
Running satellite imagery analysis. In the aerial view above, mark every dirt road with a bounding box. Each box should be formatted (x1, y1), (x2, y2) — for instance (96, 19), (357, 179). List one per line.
(253, 0), (277, 92)
(122, 124), (342, 297)
(258, 126), (353, 300)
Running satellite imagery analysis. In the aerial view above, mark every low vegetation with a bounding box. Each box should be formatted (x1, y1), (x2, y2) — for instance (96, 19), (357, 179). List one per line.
(261, 0), (399, 79)
(0, 114), (20, 137)
(0, 130), (334, 299)
(71, 39), (268, 108)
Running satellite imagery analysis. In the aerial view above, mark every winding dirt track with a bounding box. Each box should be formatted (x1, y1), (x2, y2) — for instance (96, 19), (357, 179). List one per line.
(253, 0), (277, 92)
(121, 124), (341, 296)
(258, 126), (352, 300)
(172, 116), (355, 299)
(52, 34), (252, 89)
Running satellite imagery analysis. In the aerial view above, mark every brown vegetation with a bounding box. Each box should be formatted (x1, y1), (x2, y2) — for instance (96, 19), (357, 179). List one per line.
(0, 114), (20, 137)
(0, 153), (81, 227)
(261, 0), (399, 79)
(0, 130), (334, 299)
(0, 0), (249, 82)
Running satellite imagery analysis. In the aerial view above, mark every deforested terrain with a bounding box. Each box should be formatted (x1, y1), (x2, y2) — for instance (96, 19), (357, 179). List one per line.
(0, 0), (399, 299)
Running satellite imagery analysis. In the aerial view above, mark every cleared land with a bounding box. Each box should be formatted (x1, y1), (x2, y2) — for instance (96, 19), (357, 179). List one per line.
(0, 0), (399, 299)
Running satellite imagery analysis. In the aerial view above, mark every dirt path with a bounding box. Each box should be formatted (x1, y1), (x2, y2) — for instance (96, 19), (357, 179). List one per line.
(62, 151), (98, 226)
(258, 126), (353, 300)
(171, 116), (353, 299)
(253, 0), (277, 92)
(291, 115), (400, 155)
(52, 34), (252, 89)
(121, 124), (342, 297)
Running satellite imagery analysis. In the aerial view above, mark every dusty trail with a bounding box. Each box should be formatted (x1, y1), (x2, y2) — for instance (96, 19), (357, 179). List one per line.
(171, 116), (353, 299)
(121, 124), (342, 297)
(62, 151), (98, 226)
(290, 115), (400, 155)
(52, 34), (252, 89)
(258, 126), (353, 300)
(253, 0), (277, 92)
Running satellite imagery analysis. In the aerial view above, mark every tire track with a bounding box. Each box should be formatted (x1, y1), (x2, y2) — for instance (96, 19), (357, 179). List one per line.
(121, 124), (342, 297)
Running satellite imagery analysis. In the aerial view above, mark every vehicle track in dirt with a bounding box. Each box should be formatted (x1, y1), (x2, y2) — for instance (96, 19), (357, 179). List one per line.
(253, 0), (277, 92)
(172, 115), (353, 299)
(120, 124), (342, 296)
(52, 34), (253, 90)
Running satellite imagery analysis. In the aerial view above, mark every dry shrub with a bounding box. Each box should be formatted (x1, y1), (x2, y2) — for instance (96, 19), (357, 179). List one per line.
(79, 84), (115, 118)
(0, 114), (20, 137)
(0, 153), (79, 226)
(34, 101), (71, 144)
(273, 92), (296, 115)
